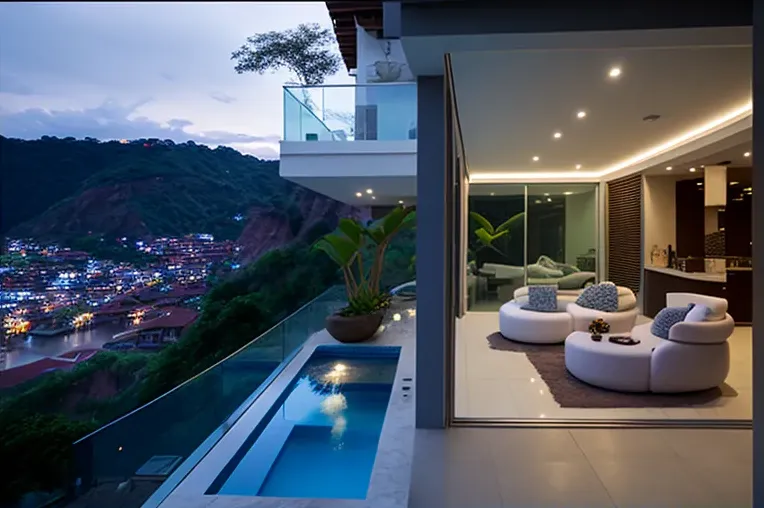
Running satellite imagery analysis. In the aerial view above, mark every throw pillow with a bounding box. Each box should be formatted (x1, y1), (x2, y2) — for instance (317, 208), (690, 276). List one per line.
(521, 285), (558, 312)
(575, 283), (618, 312)
(651, 304), (695, 339)
(684, 304), (710, 323)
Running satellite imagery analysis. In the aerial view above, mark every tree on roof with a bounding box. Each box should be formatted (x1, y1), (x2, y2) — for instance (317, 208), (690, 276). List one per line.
(232, 23), (341, 86)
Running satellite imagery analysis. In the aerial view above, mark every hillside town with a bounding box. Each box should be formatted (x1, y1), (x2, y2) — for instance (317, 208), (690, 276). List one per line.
(0, 234), (242, 383)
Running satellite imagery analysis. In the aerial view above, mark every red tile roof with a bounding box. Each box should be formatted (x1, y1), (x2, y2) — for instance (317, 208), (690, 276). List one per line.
(133, 307), (198, 331)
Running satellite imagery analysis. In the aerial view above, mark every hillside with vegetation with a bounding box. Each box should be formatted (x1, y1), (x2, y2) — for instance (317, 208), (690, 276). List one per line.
(0, 136), (362, 257)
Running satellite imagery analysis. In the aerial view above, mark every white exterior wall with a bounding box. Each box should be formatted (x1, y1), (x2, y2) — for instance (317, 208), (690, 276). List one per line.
(355, 26), (414, 84)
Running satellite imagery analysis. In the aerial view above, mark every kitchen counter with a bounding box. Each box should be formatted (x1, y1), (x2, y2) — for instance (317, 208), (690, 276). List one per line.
(643, 266), (726, 283)
(643, 266), (752, 324)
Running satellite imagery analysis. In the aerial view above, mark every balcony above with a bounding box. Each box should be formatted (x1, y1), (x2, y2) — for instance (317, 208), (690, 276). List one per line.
(280, 83), (417, 206)
(283, 83), (417, 142)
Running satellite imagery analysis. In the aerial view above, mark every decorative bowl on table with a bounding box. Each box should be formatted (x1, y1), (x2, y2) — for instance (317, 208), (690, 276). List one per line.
(588, 318), (610, 340)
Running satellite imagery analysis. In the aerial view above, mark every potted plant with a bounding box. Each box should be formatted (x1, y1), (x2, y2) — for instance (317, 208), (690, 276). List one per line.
(314, 206), (416, 343)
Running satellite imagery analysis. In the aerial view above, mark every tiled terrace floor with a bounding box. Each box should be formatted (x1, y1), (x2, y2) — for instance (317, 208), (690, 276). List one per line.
(409, 427), (752, 508)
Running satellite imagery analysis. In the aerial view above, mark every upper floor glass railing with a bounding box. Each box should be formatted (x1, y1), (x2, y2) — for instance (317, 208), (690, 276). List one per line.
(66, 286), (346, 508)
(283, 83), (417, 142)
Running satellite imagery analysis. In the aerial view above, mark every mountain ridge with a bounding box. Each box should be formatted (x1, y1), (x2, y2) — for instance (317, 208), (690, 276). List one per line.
(0, 135), (368, 261)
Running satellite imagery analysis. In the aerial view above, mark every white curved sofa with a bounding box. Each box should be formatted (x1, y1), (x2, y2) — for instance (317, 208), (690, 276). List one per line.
(500, 284), (637, 345)
(567, 286), (638, 334)
(566, 292), (734, 393)
(499, 300), (572, 344)
(637, 293), (734, 393)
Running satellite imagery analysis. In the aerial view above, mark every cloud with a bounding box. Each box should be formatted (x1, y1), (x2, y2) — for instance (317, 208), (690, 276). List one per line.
(209, 91), (237, 104)
(0, 100), (280, 147)
(0, 73), (36, 95)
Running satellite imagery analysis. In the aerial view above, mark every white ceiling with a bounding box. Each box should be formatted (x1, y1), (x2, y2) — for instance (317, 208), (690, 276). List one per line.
(450, 45), (752, 177)
(642, 140), (753, 176)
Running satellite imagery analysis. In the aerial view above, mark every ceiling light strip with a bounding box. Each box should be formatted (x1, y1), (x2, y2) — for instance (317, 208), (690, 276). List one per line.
(469, 102), (752, 183)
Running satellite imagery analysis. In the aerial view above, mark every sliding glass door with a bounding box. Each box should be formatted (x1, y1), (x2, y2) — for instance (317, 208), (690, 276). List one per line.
(466, 183), (599, 311)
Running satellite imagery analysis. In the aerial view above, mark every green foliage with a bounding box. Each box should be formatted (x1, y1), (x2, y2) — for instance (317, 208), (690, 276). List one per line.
(469, 211), (524, 252)
(232, 23), (342, 85)
(0, 413), (95, 502)
(137, 242), (339, 403)
(314, 206), (416, 316)
(0, 136), (297, 241)
(0, 239), (340, 503)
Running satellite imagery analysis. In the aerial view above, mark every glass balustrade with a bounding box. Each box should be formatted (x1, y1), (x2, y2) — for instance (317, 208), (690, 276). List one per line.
(283, 83), (417, 142)
(68, 286), (346, 508)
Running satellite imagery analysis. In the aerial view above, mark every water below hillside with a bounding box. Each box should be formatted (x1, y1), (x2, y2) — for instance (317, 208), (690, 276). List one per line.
(1, 323), (125, 370)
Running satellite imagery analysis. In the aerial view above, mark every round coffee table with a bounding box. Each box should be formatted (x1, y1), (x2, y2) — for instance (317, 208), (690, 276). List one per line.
(564, 331), (661, 392)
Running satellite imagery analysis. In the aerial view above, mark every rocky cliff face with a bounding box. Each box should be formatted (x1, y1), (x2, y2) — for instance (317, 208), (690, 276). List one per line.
(237, 187), (370, 264)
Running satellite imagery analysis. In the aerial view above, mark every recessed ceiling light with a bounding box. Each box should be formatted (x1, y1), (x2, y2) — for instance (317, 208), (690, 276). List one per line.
(575, 164), (582, 170)
(564, 191), (573, 195)
(365, 188), (373, 194)
(534, 199), (542, 204)
(697, 182), (703, 186)
(689, 167), (697, 172)
(398, 200), (404, 204)
(543, 193), (550, 196)
(546, 198), (552, 202)
(532, 156), (540, 162)
(355, 192), (362, 197)
(730, 181), (739, 185)
(700, 165), (705, 168)
(576, 111), (586, 119)
(553, 132), (562, 139)
(666, 166), (673, 171)
(490, 192), (495, 196)
(744, 152), (751, 157)
(371, 196), (376, 200)
(608, 67), (622, 78)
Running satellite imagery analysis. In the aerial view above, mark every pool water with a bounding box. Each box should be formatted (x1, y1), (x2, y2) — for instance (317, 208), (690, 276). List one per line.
(210, 346), (400, 499)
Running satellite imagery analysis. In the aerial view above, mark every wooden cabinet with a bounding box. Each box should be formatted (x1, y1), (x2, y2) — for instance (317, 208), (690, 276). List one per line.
(725, 269), (752, 324)
(643, 268), (751, 325)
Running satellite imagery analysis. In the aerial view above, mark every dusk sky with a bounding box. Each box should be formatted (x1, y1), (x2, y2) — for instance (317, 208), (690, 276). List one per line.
(0, 1), (353, 159)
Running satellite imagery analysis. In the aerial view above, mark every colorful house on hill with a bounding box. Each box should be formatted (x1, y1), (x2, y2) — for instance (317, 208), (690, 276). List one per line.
(107, 307), (198, 349)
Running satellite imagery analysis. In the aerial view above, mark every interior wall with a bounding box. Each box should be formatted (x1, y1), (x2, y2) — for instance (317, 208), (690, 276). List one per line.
(564, 191), (597, 266)
(643, 175), (678, 265)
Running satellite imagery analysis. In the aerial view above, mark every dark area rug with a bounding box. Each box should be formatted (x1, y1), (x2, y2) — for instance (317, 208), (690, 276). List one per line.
(486, 332), (737, 408)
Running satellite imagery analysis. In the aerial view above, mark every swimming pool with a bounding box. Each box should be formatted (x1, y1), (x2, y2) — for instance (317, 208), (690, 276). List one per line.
(207, 345), (401, 499)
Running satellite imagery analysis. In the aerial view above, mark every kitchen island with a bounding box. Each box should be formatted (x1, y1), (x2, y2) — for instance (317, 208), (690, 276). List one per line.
(643, 266), (751, 324)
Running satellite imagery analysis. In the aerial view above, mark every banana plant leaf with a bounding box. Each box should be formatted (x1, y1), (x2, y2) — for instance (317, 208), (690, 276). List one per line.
(496, 212), (525, 233)
(469, 212), (494, 234)
(475, 228), (508, 246)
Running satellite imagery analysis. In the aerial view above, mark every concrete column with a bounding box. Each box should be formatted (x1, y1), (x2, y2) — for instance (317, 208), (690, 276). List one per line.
(753, 4), (762, 507)
(415, 75), (447, 429)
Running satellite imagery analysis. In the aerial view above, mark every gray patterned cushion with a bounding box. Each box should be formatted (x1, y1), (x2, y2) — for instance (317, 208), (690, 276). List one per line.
(521, 285), (558, 312)
(575, 283), (618, 312)
(651, 304), (695, 339)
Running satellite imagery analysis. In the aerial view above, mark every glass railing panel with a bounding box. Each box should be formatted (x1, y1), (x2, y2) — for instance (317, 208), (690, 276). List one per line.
(283, 83), (417, 142)
(68, 286), (346, 508)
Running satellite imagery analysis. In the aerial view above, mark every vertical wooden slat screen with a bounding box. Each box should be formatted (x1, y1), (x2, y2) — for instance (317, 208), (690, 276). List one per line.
(607, 174), (642, 294)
